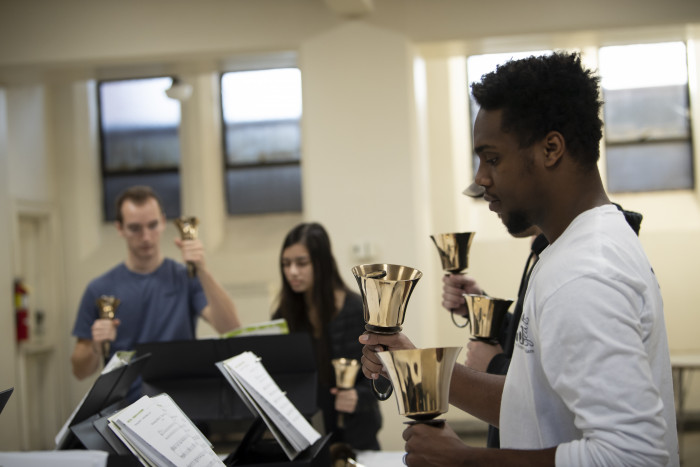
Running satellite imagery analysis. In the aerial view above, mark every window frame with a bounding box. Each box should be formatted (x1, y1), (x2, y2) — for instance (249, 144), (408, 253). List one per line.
(598, 41), (694, 193)
(96, 75), (183, 221)
(461, 35), (696, 196)
(219, 65), (303, 216)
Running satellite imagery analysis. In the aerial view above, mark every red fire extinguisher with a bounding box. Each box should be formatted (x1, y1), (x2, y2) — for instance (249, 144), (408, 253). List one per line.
(14, 279), (29, 342)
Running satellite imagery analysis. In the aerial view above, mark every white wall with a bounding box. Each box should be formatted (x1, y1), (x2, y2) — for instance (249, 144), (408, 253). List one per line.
(0, 89), (22, 451)
(1, 0), (700, 453)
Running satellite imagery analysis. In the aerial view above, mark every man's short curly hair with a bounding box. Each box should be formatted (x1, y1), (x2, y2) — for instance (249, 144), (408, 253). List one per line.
(470, 51), (604, 169)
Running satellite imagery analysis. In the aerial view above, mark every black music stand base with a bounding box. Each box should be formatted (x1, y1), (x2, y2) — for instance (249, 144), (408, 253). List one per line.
(224, 417), (331, 467)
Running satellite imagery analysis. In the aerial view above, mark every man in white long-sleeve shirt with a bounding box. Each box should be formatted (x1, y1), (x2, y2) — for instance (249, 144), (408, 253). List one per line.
(502, 204), (676, 465)
(359, 51), (678, 466)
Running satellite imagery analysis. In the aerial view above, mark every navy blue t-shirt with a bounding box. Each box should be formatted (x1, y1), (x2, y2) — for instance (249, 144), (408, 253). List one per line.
(72, 258), (208, 358)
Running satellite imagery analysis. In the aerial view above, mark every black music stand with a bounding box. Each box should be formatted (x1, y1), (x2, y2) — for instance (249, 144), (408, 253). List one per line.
(0, 387), (13, 414)
(56, 353), (150, 450)
(135, 334), (318, 423)
(135, 333), (328, 466)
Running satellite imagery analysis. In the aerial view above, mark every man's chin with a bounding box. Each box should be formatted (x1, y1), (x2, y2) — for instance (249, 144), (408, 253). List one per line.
(503, 211), (532, 236)
(136, 248), (157, 260)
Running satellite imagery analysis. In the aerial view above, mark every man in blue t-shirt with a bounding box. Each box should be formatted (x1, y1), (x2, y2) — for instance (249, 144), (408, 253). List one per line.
(70, 185), (241, 381)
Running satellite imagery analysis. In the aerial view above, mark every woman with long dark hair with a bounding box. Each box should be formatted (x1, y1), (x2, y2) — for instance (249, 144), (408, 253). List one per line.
(272, 222), (381, 452)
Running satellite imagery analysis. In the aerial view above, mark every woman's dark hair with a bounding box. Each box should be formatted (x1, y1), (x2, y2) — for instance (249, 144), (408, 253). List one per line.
(471, 51), (604, 169)
(276, 222), (348, 334)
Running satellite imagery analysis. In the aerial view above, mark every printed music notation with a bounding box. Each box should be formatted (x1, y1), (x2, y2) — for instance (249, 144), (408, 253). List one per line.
(216, 351), (321, 461)
(107, 393), (224, 467)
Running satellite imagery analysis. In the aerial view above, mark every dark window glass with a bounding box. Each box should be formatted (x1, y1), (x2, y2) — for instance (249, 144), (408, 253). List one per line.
(98, 77), (182, 220)
(221, 68), (302, 215)
(224, 165), (302, 215)
(606, 142), (693, 192)
(599, 42), (693, 193)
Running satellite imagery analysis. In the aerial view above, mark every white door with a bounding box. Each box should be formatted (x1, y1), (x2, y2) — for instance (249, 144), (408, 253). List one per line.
(15, 211), (63, 449)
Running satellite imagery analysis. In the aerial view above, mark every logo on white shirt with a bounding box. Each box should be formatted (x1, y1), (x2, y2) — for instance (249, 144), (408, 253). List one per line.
(515, 316), (535, 354)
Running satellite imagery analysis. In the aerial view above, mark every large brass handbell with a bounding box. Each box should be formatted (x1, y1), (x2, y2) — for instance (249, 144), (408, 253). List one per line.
(376, 347), (461, 425)
(430, 232), (475, 328)
(352, 263), (422, 401)
(463, 294), (513, 343)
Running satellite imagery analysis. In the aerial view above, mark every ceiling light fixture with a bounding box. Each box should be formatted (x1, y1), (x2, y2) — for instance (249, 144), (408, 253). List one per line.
(323, 0), (374, 17)
(165, 78), (193, 101)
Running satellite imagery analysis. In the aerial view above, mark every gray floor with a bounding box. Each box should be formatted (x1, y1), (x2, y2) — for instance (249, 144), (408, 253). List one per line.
(680, 432), (700, 467)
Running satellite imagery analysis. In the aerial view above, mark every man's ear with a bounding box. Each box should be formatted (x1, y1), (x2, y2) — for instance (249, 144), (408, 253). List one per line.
(542, 131), (565, 168)
(115, 221), (124, 237)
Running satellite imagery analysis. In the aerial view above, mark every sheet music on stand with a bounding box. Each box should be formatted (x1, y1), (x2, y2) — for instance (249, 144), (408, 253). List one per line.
(216, 351), (322, 461)
(107, 393), (224, 467)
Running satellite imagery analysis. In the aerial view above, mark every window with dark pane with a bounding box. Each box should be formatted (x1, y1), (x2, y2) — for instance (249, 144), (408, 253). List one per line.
(221, 68), (302, 215)
(98, 77), (182, 221)
(599, 42), (693, 193)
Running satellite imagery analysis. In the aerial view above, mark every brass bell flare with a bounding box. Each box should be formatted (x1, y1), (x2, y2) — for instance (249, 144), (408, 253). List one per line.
(174, 216), (199, 240)
(430, 232), (475, 274)
(351, 263), (423, 335)
(352, 263), (422, 401)
(376, 347), (461, 421)
(463, 294), (514, 342)
(331, 358), (361, 428)
(431, 232), (476, 328)
(332, 358), (361, 390)
(96, 295), (120, 320)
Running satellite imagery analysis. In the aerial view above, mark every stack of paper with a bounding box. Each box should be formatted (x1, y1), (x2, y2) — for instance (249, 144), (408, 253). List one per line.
(216, 351), (321, 460)
(107, 394), (224, 467)
(0, 451), (109, 467)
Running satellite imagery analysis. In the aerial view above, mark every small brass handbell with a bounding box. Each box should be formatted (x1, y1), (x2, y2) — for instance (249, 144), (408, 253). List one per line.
(429, 232), (475, 274)
(332, 358), (361, 389)
(174, 216), (199, 277)
(430, 232), (475, 328)
(377, 347), (461, 424)
(463, 294), (513, 342)
(351, 263), (422, 335)
(352, 263), (422, 401)
(96, 295), (121, 361)
(331, 358), (361, 428)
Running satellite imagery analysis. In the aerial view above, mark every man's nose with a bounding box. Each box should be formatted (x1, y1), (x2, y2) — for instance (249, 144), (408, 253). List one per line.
(141, 226), (155, 240)
(474, 165), (491, 188)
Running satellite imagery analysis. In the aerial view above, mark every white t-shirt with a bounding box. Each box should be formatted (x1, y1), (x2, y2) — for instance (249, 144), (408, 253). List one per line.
(500, 205), (679, 466)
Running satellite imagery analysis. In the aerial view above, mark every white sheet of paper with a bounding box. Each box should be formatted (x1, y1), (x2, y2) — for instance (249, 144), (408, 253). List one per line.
(223, 352), (321, 447)
(0, 451), (108, 467)
(108, 395), (224, 467)
(217, 361), (299, 460)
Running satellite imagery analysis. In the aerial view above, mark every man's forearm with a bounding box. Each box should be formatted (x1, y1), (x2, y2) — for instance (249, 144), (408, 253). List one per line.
(449, 363), (504, 427)
(197, 267), (241, 333)
(71, 339), (101, 379)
